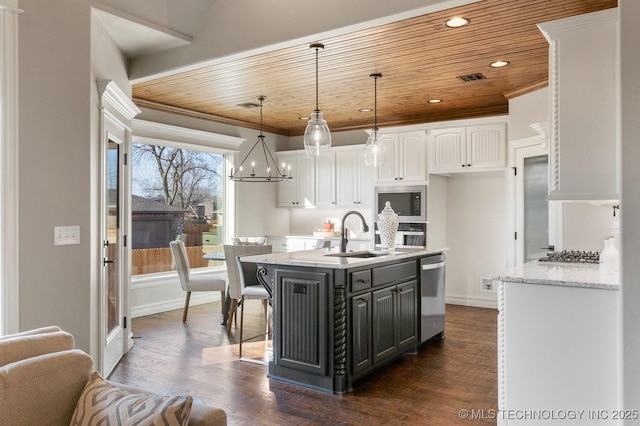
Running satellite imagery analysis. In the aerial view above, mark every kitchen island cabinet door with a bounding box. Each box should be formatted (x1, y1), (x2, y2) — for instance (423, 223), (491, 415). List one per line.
(273, 268), (329, 376)
(372, 286), (397, 363)
(395, 280), (418, 350)
(351, 292), (373, 377)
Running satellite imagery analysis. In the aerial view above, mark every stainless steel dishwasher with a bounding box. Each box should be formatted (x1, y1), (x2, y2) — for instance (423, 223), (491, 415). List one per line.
(420, 253), (446, 342)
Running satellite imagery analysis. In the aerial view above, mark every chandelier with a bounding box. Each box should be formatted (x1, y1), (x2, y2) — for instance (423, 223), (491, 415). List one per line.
(229, 96), (292, 182)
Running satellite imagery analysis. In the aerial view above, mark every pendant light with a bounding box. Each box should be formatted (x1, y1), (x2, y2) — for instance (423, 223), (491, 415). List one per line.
(364, 73), (386, 167)
(303, 43), (331, 157)
(229, 96), (292, 182)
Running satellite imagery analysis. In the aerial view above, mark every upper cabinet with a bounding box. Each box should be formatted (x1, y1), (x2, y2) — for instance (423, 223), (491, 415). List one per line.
(277, 153), (316, 207)
(538, 9), (619, 202)
(336, 147), (374, 207)
(315, 152), (336, 207)
(375, 131), (427, 183)
(429, 123), (506, 174)
(277, 147), (373, 208)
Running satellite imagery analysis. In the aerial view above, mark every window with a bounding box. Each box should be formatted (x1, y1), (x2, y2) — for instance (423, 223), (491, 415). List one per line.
(131, 143), (226, 275)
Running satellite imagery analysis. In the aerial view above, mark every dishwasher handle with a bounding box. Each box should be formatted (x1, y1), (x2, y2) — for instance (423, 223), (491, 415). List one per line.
(421, 261), (446, 271)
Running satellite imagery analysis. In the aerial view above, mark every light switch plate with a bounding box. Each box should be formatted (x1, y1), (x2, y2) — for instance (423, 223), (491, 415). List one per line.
(54, 226), (80, 246)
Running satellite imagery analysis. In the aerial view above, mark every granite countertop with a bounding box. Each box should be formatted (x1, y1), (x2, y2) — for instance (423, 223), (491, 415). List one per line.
(240, 246), (445, 269)
(496, 260), (619, 290)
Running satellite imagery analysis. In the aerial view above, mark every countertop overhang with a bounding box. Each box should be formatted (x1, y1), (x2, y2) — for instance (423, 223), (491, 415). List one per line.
(496, 260), (619, 290)
(239, 247), (446, 269)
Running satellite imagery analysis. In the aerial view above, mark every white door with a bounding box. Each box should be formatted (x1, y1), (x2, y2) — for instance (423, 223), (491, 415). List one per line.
(514, 142), (552, 264)
(102, 138), (127, 375)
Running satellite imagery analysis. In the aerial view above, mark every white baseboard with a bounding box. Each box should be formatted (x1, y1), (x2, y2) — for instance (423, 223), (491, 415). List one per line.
(446, 294), (498, 309)
(131, 292), (219, 318)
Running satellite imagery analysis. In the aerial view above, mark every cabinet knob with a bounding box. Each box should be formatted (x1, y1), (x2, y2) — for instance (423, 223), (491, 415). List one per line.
(461, 164), (466, 167)
(467, 164), (471, 167)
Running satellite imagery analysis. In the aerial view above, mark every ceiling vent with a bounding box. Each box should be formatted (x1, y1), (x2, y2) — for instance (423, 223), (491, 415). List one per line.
(237, 102), (261, 108)
(457, 73), (487, 82)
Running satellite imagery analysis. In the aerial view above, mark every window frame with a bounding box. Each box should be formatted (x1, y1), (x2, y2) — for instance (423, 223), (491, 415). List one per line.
(130, 120), (244, 279)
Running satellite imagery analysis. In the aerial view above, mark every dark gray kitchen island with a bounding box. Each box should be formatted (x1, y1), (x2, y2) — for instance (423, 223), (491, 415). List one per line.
(241, 246), (446, 394)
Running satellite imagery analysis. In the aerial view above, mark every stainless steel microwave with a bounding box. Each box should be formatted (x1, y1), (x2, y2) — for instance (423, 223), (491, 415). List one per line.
(374, 185), (426, 222)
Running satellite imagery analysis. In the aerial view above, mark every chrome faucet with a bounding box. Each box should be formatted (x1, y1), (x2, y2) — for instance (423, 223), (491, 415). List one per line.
(340, 211), (369, 253)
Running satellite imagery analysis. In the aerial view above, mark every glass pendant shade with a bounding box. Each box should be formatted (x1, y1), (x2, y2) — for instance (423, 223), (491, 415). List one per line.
(364, 129), (386, 167)
(304, 110), (331, 157)
(304, 43), (331, 157)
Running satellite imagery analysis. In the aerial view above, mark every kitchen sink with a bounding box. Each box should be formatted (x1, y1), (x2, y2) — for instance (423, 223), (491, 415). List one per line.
(324, 250), (393, 258)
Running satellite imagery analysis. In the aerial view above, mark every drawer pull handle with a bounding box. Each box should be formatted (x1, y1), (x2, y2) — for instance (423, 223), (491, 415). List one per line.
(356, 279), (371, 284)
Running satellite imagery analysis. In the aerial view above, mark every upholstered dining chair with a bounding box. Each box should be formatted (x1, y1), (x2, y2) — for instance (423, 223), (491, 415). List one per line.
(223, 244), (272, 359)
(170, 240), (227, 323)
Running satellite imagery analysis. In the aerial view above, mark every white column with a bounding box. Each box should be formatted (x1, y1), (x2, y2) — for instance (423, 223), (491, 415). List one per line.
(0, 3), (21, 335)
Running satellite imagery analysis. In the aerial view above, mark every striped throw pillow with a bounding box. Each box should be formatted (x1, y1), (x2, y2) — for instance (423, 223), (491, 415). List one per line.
(70, 372), (192, 426)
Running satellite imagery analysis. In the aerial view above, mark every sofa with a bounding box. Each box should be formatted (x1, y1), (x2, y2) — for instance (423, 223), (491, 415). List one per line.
(0, 326), (227, 426)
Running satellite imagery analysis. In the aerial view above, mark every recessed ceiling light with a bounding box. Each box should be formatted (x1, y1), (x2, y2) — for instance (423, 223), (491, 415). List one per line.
(445, 17), (470, 28)
(298, 116), (309, 120)
(490, 60), (510, 68)
(427, 99), (443, 104)
(359, 108), (372, 112)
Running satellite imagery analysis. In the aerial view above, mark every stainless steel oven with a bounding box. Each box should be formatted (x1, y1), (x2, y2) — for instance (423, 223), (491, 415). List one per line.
(374, 222), (426, 247)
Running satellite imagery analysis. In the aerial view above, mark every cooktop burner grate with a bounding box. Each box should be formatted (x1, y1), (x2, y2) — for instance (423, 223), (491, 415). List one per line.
(538, 250), (601, 264)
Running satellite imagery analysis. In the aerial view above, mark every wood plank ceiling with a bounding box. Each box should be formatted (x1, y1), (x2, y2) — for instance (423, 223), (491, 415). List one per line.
(132, 0), (617, 137)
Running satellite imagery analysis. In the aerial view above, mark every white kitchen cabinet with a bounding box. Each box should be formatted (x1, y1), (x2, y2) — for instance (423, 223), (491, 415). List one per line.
(375, 131), (426, 183)
(538, 9), (618, 202)
(277, 153), (315, 207)
(429, 123), (506, 173)
(315, 152), (336, 207)
(335, 147), (373, 207)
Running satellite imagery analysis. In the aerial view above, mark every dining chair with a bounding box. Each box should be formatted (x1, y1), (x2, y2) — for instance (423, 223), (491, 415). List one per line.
(223, 244), (272, 360)
(170, 240), (227, 323)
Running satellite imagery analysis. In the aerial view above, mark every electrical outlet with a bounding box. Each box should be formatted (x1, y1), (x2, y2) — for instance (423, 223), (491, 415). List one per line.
(54, 226), (80, 246)
(481, 278), (494, 291)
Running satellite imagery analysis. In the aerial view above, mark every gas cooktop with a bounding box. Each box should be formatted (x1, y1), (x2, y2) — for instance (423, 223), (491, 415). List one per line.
(538, 250), (601, 264)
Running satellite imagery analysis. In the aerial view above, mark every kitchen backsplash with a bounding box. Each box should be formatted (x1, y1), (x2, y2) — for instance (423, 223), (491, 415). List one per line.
(289, 207), (373, 238)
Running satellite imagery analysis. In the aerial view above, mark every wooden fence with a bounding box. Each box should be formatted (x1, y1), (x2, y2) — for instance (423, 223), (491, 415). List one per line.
(131, 245), (221, 275)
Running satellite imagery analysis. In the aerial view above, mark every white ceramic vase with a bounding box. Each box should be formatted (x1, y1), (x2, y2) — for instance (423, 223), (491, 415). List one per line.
(378, 201), (399, 252)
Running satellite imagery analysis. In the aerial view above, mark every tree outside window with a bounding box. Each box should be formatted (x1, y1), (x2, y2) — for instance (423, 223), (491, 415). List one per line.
(131, 144), (225, 275)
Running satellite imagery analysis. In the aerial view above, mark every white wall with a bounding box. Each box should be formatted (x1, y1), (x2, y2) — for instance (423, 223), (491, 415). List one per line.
(444, 172), (507, 308)
(288, 207), (373, 239)
(287, 129), (368, 151)
(508, 87), (549, 141)
(18, 0), (94, 351)
(562, 203), (617, 251)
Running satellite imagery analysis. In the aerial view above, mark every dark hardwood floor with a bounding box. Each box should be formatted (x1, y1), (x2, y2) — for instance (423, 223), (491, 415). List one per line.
(109, 301), (498, 425)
